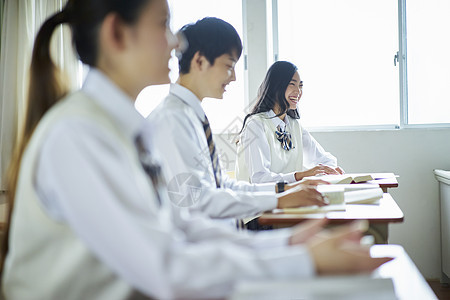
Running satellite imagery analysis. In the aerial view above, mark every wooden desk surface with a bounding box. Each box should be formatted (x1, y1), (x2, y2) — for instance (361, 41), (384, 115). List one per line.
(230, 245), (436, 300)
(258, 193), (404, 226)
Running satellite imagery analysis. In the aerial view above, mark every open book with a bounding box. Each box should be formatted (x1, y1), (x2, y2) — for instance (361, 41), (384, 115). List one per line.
(277, 185), (383, 214)
(279, 203), (346, 214)
(317, 185), (345, 204)
(268, 183), (343, 215)
(337, 183), (381, 191)
(345, 188), (384, 204)
(311, 184), (382, 205)
(303, 173), (375, 184)
(278, 185), (346, 214)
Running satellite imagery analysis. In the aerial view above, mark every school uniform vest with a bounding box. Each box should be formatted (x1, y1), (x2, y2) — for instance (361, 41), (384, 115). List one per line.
(2, 91), (152, 300)
(236, 113), (303, 182)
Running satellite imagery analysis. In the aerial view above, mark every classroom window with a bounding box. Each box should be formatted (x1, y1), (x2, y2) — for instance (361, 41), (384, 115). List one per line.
(406, 0), (450, 124)
(135, 0), (245, 132)
(276, 0), (400, 128)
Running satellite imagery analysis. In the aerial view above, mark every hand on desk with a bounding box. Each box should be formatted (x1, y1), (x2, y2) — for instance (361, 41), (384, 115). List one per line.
(295, 164), (345, 180)
(335, 166), (345, 175)
(289, 219), (329, 244)
(299, 220), (394, 275)
(285, 179), (329, 191)
(277, 183), (328, 208)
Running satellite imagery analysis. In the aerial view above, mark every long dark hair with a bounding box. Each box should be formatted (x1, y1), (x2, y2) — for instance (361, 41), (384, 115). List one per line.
(2, 0), (151, 274)
(239, 61), (299, 134)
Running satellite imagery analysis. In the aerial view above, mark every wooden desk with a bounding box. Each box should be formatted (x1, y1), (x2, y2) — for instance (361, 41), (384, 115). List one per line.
(259, 193), (404, 243)
(229, 245), (436, 300)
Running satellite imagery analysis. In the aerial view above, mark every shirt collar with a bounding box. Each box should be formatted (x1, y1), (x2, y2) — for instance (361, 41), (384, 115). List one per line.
(169, 83), (206, 122)
(266, 109), (290, 130)
(82, 68), (146, 140)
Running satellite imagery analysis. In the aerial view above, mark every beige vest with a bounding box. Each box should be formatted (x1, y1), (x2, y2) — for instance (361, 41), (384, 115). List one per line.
(2, 92), (151, 300)
(236, 113), (303, 182)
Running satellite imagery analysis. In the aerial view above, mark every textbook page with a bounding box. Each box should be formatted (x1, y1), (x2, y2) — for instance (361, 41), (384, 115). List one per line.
(345, 188), (384, 204)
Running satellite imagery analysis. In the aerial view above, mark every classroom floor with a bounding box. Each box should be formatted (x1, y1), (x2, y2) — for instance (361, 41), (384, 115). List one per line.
(427, 280), (450, 299)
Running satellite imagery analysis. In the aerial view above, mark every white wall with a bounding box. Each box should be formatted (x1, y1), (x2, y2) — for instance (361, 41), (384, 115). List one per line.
(215, 127), (450, 279)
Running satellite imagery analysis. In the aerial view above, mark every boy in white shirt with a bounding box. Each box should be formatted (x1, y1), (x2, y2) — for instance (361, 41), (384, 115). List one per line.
(147, 17), (327, 225)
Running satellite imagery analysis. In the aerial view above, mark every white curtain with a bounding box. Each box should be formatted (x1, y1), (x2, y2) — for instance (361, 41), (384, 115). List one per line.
(0, 0), (79, 190)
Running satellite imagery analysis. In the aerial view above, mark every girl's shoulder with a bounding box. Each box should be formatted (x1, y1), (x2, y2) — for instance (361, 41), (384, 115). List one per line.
(240, 113), (268, 139)
(244, 112), (273, 130)
(247, 111), (271, 123)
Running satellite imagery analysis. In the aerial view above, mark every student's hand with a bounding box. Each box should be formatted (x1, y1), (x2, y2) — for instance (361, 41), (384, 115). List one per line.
(277, 184), (327, 208)
(289, 219), (328, 245)
(335, 166), (345, 174)
(284, 179), (329, 192)
(306, 221), (393, 275)
(295, 164), (340, 181)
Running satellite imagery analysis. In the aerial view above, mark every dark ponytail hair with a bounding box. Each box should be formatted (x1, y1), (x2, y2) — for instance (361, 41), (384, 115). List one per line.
(1, 7), (71, 275)
(2, 0), (151, 274)
(239, 61), (300, 134)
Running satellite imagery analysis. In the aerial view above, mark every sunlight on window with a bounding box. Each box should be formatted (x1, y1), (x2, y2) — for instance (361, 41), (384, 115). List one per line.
(407, 0), (450, 124)
(135, 0), (244, 132)
(277, 0), (399, 128)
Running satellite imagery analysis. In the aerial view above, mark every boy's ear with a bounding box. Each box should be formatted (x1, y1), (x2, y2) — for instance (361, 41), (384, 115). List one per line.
(191, 51), (208, 72)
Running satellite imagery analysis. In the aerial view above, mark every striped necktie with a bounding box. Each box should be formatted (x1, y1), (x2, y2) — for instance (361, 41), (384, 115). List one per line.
(275, 124), (294, 151)
(135, 134), (164, 205)
(202, 115), (222, 188)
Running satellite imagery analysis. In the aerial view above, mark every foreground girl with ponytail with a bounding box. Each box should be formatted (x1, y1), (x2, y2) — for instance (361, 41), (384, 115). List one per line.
(1, 0), (391, 299)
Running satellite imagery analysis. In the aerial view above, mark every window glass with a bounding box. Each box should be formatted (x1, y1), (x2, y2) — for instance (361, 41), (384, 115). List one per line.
(135, 0), (245, 132)
(406, 0), (450, 124)
(277, 0), (399, 127)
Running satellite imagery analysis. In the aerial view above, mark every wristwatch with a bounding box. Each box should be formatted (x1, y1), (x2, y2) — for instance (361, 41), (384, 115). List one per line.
(276, 181), (288, 193)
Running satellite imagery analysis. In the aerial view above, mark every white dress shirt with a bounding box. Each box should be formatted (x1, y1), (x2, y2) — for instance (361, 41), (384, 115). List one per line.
(146, 83), (278, 220)
(237, 110), (337, 184)
(33, 70), (314, 299)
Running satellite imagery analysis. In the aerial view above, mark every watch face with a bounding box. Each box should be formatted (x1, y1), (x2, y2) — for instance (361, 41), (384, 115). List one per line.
(277, 181), (286, 192)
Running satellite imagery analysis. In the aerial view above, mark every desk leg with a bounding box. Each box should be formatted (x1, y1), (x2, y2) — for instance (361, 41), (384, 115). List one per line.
(382, 187), (388, 193)
(367, 223), (388, 244)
